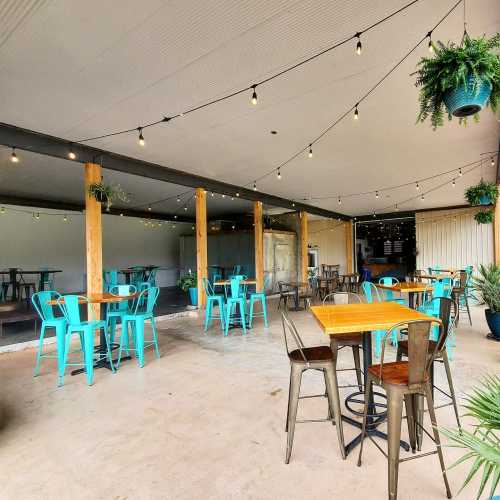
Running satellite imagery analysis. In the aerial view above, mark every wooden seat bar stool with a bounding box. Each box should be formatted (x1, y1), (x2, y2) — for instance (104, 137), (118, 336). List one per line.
(357, 319), (451, 500)
(282, 311), (346, 463)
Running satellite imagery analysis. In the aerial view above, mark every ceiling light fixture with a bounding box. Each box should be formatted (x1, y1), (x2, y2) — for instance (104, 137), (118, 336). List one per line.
(251, 85), (258, 106)
(427, 31), (434, 53)
(277, 168), (281, 180)
(11, 147), (19, 163)
(308, 144), (313, 158)
(354, 104), (359, 120)
(355, 33), (362, 55)
(138, 127), (145, 147)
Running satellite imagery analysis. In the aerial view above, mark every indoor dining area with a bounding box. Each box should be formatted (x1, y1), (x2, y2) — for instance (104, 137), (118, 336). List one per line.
(0, 1), (499, 500)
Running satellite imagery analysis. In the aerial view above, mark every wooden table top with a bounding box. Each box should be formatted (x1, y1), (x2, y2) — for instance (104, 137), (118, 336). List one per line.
(0, 269), (62, 275)
(214, 279), (257, 286)
(310, 302), (440, 336)
(375, 282), (430, 293)
(47, 292), (139, 305)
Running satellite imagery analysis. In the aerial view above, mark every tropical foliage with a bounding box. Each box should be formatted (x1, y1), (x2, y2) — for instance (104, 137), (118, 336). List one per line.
(473, 264), (500, 312)
(474, 209), (494, 224)
(88, 182), (129, 211)
(414, 34), (500, 128)
(177, 272), (197, 291)
(440, 375), (500, 500)
(465, 180), (498, 206)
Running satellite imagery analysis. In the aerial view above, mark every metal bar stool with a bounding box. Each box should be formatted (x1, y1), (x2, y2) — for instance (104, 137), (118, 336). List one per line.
(281, 311), (346, 464)
(357, 319), (451, 500)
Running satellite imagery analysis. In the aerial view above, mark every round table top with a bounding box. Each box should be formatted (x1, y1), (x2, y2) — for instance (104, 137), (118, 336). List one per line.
(47, 292), (139, 305)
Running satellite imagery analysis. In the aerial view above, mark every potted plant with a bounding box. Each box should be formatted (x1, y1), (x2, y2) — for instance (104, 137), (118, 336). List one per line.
(466, 180), (499, 206)
(475, 209), (494, 224)
(88, 181), (129, 212)
(414, 34), (500, 128)
(440, 375), (500, 500)
(473, 263), (500, 340)
(177, 271), (198, 306)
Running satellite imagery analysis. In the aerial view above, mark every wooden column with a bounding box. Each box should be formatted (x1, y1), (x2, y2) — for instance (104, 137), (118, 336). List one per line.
(300, 211), (308, 282)
(195, 187), (207, 308)
(345, 220), (354, 273)
(254, 201), (264, 291)
(495, 183), (500, 265)
(84, 162), (103, 318)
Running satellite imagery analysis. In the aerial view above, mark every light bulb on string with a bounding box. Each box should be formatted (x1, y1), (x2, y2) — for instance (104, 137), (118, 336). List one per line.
(308, 144), (313, 158)
(375, 191), (379, 199)
(221, 194), (225, 198)
(11, 147), (19, 163)
(355, 33), (362, 55)
(250, 85), (258, 106)
(236, 192), (239, 197)
(458, 168), (463, 177)
(452, 178), (456, 188)
(427, 31), (434, 53)
(211, 192), (214, 197)
(277, 168), (281, 180)
(33, 212), (40, 220)
(491, 157), (495, 167)
(0, 207), (4, 214)
(176, 196), (180, 203)
(174, 215), (178, 219)
(138, 128), (145, 147)
(338, 197), (341, 205)
(395, 204), (399, 211)
(354, 104), (359, 120)
(68, 145), (76, 160)
(231, 196), (234, 201)
(421, 193), (425, 201)
(184, 205), (188, 211)
(253, 181), (257, 191)
(147, 205), (152, 211)
(63, 215), (68, 222)
(416, 182), (420, 191)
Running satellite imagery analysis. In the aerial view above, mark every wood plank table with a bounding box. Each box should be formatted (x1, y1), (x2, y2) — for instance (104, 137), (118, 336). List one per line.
(213, 279), (257, 286)
(310, 302), (439, 456)
(375, 282), (431, 309)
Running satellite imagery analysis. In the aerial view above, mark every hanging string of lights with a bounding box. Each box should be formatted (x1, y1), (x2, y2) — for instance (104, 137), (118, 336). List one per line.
(71, 0), (422, 146)
(247, 0), (464, 190)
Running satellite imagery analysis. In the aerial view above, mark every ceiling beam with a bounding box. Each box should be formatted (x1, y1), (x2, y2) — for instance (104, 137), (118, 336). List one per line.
(355, 203), (473, 222)
(0, 193), (195, 222)
(0, 122), (350, 220)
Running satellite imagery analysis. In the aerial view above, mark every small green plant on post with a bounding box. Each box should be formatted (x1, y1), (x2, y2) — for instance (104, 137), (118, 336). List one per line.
(414, 34), (500, 129)
(440, 375), (500, 500)
(465, 180), (499, 206)
(88, 182), (129, 212)
(177, 273), (197, 291)
(474, 209), (494, 224)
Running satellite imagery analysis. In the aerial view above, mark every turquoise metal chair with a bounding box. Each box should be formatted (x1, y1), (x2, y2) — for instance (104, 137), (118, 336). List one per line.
(57, 295), (115, 386)
(224, 276), (247, 336)
(378, 277), (406, 305)
(203, 278), (225, 332)
(103, 269), (119, 292)
(249, 274), (269, 328)
(146, 268), (158, 286)
(31, 291), (67, 383)
(106, 284), (137, 345)
(130, 267), (146, 288)
(361, 281), (390, 357)
(118, 286), (161, 368)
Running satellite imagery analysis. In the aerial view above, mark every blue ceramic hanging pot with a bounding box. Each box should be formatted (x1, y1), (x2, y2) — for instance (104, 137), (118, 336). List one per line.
(443, 74), (492, 117)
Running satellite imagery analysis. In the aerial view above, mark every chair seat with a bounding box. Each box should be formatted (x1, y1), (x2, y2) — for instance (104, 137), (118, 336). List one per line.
(43, 317), (66, 327)
(398, 339), (438, 356)
(333, 332), (363, 346)
(207, 294), (224, 301)
(368, 361), (428, 386)
(250, 291), (265, 299)
(289, 345), (333, 363)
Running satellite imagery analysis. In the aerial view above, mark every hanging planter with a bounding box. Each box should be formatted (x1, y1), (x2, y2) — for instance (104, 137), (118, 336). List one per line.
(414, 34), (500, 128)
(88, 181), (129, 212)
(474, 209), (494, 224)
(465, 179), (498, 206)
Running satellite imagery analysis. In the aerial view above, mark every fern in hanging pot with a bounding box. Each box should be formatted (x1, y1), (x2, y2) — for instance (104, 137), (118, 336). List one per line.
(474, 209), (494, 224)
(465, 179), (498, 206)
(414, 33), (500, 128)
(88, 182), (129, 212)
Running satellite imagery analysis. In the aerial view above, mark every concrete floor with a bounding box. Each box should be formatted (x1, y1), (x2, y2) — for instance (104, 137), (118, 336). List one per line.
(0, 301), (498, 500)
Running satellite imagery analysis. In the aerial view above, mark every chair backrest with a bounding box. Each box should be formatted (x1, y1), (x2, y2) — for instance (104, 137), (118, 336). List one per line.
(202, 277), (215, 297)
(323, 291), (361, 305)
(433, 297), (456, 353)
(146, 268), (158, 284)
(229, 276), (243, 299)
(110, 284), (137, 311)
(361, 281), (382, 303)
(281, 311), (308, 364)
(31, 291), (61, 321)
(57, 295), (87, 325)
(432, 280), (451, 299)
(379, 276), (399, 285)
(104, 269), (119, 286)
(132, 286), (160, 315)
(213, 273), (222, 284)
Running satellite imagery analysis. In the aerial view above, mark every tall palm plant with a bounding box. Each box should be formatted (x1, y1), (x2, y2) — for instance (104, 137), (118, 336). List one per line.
(441, 375), (500, 499)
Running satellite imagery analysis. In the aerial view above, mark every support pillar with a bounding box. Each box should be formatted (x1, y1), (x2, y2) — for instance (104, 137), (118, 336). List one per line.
(195, 188), (207, 308)
(300, 211), (308, 282)
(254, 201), (264, 291)
(345, 220), (354, 273)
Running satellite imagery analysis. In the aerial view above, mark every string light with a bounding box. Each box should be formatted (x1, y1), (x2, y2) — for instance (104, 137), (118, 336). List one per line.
(416, 182), (420, 191)
(231, 196), (234, 201)
(221, 194), (225, 198)
(0, 207), (5, 214)
(491, 157), (495, 167)
(253, 181), (257, 191)
(236, 192), (240, 197)
(338, 197), (342, 205)
(277, 168), (281, 180)
(308, 144), (313, 158)
(355, 33), (362, 55)
(395, 204), (399, 211)
(354, 104), (359, 120)
(421, 193), (425, 201)
(138, 128), (145, 147)
(458, 168), (463, 177)
(11, 147), (19, 163)
(33, 212), (40, 220)
(211, 192), (214, 197)
(174, 215), (178, 219)
(63, 215), (68, 222)
(183, 205), (188, 211)
(452, 178), (456, 187)
(427, 31), (434, 52)
(68, 146), (76, 160)
(251, 85), (258, 106)
(147, 205), (152, 211)
(120, 213), (124, 216)
(176, 196), (180, 203)
(375, 191), (379, 199)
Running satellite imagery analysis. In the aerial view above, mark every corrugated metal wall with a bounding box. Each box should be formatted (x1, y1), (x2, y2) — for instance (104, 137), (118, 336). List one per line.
(416, 207), (493, 272)
(308, 220), (347, 272)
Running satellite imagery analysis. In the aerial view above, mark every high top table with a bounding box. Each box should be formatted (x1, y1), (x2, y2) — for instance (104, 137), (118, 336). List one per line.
(375, 281), (431, 309)
(310, 301), (439, 456)
(0, 268), (62, 300)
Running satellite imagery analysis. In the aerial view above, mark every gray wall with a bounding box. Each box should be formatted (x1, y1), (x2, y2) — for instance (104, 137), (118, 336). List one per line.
(0, 205), (185, 292)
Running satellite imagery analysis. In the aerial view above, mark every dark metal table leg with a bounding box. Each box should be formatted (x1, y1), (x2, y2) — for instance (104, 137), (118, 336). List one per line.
(9, 268), (17, 301)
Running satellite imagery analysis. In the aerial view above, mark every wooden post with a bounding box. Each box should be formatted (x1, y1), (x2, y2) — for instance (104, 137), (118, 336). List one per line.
(494, 183), (500, 265)
(84, 162), (103, 318)
(254, 201), (264, 291)
(300, 211), (308, 282)
(345, 220), (353, 273)
(195, 187), (207, 308)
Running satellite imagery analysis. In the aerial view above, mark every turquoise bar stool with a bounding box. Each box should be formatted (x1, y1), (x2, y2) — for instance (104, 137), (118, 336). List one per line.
(249, 275), (269, 328)
(106, 284), (137, 345)
(224, 276), (247, 336)
(103, 269), (119, 292)
(31, 291), (67, 383)
(203, 278), (225, 332)
(146, 268), (158, 286)
(118, 286), (161, 368)
(378, 277), (406, 305)
(57, 295), (115, 386)
(361, 281), (388, 358)
(419, 280), (452, 342)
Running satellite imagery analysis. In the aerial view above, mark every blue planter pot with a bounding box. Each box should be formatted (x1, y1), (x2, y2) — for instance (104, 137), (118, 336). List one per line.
(485, 309), (500, 340)
(443, 75), (492, 118)
(188, 287), (198, 306)
(479, 194), (492, 205)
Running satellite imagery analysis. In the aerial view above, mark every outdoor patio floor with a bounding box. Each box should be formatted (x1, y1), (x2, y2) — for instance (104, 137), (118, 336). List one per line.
(0, 301), (497, 499)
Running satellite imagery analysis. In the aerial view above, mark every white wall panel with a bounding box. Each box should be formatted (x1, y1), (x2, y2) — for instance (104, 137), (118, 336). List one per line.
(308, 220), (347, 273)
(416, 207), (493, 272)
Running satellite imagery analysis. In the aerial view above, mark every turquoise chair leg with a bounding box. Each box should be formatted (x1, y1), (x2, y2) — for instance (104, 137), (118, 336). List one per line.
(102, 326), (115, 373)
(83, 327), (95, 385)
(150, 318), (161, 359)
(33, 324), (46, 377)
(134, 320), (145, 368)
(239, 300), (247, 335)
(204, 299), (212, 331)
(262, 296), (268, 327)
(108, 316), (117, 345)
(224, 302), (231, 336)
(55, 322), (67, 381)
(117, 320), (127, 368)
(374, 331), (383, 358)
(249, 297), (254, 328)
(217, 297), (225, 331)
(391, 329), (398, 346)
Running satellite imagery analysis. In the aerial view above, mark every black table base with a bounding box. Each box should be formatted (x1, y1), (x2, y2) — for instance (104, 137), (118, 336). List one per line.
(70, 342), (132, 376)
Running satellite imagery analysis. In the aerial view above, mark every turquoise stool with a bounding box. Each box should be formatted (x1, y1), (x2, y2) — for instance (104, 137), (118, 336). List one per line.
(57, 295), (115, 386)
(106, 284), (136, 345)
(203, 278), (225, 332)
(361, 281), (388, 357)
(419, 280), (452, 342)
(118, 286), (161, 368)
(145, 268), (158, 286)
(378, 277), (406, 306)
(103, 269), (119, 292)
(31, 291), (67, 383)
(224, 276), (247, 336)
(248, 275), (269, 328)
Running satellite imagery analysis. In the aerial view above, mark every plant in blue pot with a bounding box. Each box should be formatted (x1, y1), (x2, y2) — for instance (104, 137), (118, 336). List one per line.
(473, 264), (500, 341)
(414, 33), (499, 129)
(465, 180), (499, 208)
(177, 271), (198, 306)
